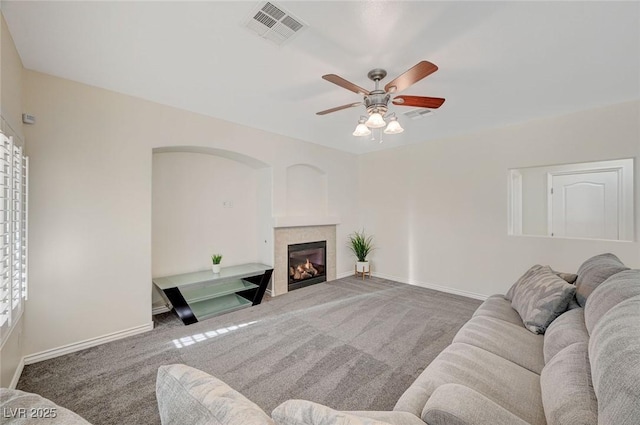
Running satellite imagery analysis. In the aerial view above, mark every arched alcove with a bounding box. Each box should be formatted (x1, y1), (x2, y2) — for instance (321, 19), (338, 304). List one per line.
(285, 164), (328, 217)
(151, 147), (273, 310)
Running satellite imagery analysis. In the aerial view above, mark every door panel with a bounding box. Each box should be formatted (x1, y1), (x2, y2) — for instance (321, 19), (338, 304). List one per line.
(550, 171), (619, 239)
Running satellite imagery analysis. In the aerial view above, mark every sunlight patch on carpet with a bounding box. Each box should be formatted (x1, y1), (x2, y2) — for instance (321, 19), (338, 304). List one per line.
(172, 320), (259, 348)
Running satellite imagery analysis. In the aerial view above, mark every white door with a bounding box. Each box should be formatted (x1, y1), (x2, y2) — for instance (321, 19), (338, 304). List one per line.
(549, 171), (619, 239)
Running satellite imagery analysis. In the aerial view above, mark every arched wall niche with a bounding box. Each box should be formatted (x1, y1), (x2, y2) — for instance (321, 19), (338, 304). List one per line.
(285, 163), (328, 217)
(153, 146), (270, 169)
(151, 146), (273, 310)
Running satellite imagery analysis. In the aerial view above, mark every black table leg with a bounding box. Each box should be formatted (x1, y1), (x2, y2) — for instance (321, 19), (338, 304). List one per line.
(164, 287), (198, 325)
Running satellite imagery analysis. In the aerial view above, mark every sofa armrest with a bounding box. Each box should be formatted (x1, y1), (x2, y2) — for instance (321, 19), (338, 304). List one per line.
(0, 388), (92, 424)
(422, 384), (530, 425)
(345, 411), (425, 425)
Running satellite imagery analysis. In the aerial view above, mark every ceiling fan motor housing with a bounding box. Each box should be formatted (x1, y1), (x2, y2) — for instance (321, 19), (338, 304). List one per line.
(364, 92), (390, 115)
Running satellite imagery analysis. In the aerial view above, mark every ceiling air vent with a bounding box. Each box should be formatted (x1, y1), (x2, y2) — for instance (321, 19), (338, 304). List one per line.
(403, 108), (434, 120)
(244, 1), (307, 46)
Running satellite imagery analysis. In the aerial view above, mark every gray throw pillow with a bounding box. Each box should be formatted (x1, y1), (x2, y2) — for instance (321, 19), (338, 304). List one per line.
(575, 253), (628, 307)
(509, 265), (576, 334)
(553, 271), (578, 284)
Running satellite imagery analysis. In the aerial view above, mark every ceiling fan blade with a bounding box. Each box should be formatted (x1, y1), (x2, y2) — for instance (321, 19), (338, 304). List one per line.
(385, 61), (438, 93)
(322, 74), (370, 95)
(316, 102), (363, 115)
(392, 95), (445, 109)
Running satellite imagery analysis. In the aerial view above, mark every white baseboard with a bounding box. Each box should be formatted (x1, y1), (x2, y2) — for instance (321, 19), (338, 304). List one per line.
(152, 305), (171, 315)
(9, 357), (25, 389)
(336, 271), (354, 279)
(371, 271), (489, 301)
(265, 288), (273, 297)
(23, 322), (154, 366)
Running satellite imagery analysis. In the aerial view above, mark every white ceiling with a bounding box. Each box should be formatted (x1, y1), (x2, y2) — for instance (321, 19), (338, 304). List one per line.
(3, 1), (639, 154)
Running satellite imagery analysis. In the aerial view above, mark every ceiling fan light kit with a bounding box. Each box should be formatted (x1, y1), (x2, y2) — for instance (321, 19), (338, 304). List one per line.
(352, 118), (372, 136)
(383, 116), (404, 134)
(365, 112), (386, 129)
(317, 60), (445, 142)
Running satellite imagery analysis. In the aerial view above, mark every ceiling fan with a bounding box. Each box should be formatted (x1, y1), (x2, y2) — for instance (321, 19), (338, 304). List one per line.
(316, 60), (445, 137)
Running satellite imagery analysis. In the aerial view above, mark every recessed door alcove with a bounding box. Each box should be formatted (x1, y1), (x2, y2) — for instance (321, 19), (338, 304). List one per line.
(151, 146), (272, 309)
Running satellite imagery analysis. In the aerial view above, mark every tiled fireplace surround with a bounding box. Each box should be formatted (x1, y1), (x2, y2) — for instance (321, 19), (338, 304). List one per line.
(272, 225), (337, 296)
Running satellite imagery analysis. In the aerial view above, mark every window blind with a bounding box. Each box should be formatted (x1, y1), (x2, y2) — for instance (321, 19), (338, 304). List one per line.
(0, 132), (28, 345)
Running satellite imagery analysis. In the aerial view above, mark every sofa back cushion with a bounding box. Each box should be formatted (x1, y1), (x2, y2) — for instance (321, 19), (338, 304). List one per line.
(540, 342), (597, 425)
(507, 265), (576, 334)
(543, 308), (588, 364)
(584, 269), (640, 334)
(156, 364), (274, 425)
(575, 253), (628, 307)
(589, 294), (640, 425)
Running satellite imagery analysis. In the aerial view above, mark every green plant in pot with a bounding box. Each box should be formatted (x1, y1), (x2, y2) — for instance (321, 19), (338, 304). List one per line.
(348, 229), (374, 274)
(211, 254), (223, 274)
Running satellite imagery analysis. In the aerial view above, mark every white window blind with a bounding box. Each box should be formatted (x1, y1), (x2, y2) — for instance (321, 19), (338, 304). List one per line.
(0, 132), (28, 345)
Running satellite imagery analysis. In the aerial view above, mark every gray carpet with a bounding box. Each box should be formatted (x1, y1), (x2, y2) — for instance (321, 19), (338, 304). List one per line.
(17, 276), (482, 425)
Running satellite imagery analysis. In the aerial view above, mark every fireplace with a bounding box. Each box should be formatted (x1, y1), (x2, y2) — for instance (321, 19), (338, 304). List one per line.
(288, 241), (327, 291)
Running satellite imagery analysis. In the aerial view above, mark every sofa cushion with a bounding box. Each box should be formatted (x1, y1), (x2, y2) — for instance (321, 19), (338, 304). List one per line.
(344, 411), (426, 425)
(423, 384), (530, 425)
(589, 295), (640, 425)
(272, 400), (392, 425)
(540, 343), (597, 425)
(0, 388), (92, 424)
(453, 316), (544, 374)
(394, 343), (546, 425)
(543, 307), (589, 363)
(156, 364), (274, 425)
(472, 295), (524, 327)
(575, 253), (628, 307)
(584, 269), (640, 334)
(508, 265), (576, 334)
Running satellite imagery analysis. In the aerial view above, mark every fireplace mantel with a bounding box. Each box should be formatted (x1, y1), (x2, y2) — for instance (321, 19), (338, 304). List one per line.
(271, 216), (340, 228)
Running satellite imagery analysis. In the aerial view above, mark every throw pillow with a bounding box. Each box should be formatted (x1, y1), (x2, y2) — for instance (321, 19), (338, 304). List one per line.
(156, 364), (274, 425)
(575, 253), (628, 307)
(505, 264), (544, 301)
(509, 265), (576, 334)
(272, 400), (392, 425)
(553, 271), (578, 284)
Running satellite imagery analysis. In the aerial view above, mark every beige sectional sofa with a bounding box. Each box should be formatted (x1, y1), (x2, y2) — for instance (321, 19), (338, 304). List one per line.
(154, 252), (640, 425)
(2, 253), (639, 425)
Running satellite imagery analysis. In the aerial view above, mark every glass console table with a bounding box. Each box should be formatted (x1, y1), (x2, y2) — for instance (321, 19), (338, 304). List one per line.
(153, 263), (273, 325)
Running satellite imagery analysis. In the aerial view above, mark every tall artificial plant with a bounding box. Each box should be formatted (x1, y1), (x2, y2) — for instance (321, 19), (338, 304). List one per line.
(348, 230), (374, 262)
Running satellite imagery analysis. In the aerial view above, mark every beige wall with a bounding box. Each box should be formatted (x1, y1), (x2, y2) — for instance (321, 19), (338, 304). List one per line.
(0, 12), (23, 143)
(22, 69), (359, 356)
(359, 101), (640, 298)
(0, 11), (24, 388)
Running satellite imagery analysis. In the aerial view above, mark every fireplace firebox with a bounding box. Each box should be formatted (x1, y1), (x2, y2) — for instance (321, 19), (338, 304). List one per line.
(288, 241), (326, 291)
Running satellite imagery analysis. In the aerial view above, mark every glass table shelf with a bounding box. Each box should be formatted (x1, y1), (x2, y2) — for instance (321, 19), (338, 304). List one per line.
(152, 263), (273, 325)
(181, 279), (259, 304)
(190, 294), (253, 321)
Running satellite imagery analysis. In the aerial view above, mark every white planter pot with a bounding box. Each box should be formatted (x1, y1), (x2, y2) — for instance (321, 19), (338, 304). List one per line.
(212, 264), (221, 274)
(356, 261), (370, 273)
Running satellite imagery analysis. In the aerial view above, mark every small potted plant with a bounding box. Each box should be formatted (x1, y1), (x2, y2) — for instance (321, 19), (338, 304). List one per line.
(211, 254), (223, 274)
(348, 229), (374, 274)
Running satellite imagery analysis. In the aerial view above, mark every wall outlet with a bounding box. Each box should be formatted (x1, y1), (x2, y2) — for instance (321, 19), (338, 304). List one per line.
(222, 200), (233, 208)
